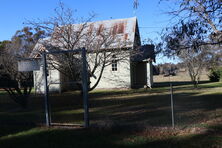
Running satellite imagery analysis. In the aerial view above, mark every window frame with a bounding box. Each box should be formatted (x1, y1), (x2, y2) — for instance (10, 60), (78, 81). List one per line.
(111, 55), (118, 71)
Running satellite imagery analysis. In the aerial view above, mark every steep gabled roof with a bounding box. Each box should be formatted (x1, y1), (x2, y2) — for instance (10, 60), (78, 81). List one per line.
(84, 17), (138, 48)
(31, 17), (139, 58)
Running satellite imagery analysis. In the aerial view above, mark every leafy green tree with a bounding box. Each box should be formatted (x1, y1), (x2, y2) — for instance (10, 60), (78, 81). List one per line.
(208, 67), (222, 82)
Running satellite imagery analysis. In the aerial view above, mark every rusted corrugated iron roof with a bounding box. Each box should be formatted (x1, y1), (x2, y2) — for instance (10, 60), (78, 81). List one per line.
(83, 17), (137, 43)
(31, 17), (139, 57)
(62, 17), (138, 48)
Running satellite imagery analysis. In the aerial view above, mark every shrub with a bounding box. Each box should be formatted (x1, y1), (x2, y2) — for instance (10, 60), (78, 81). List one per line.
(208, 68), (222, 82)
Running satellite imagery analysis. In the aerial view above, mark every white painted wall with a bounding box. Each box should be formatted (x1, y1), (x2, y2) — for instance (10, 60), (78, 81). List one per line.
(33, 53), (153, 92)
(33, 66), (61, 94)
(89, 53), (131, 89)
(87, 51), (131, 89)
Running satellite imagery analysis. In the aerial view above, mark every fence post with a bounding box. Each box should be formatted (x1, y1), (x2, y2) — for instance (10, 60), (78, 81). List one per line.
(170, 83), (175, 128)
(81, 48), (89, 128)
(43, 52), (51, 126)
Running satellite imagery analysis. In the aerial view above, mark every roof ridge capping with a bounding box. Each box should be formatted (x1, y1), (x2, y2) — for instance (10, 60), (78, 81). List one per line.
(86, 16), (137, 24)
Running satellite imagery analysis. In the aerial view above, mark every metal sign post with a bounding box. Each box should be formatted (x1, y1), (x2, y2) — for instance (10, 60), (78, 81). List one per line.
(170, 83), (175, 128)
(43, 52), (51, 126)
(81, 48), (89, 128)
(42, 48), (89, 127)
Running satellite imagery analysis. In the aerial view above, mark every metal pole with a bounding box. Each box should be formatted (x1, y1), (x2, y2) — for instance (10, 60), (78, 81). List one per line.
(81, 48), (89, 128)
(170, 83), (175, 128)
(43, 53), (51, 126)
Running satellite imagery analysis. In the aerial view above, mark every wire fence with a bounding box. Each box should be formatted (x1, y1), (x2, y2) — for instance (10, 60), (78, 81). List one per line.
(0, 80), (221, 129)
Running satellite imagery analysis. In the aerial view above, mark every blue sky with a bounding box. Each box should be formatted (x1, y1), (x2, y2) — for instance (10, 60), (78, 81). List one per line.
(0, 0), (176, 63)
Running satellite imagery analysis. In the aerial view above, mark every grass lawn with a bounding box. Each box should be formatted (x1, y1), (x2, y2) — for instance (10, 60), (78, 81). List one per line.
(0, 81), (222, 147)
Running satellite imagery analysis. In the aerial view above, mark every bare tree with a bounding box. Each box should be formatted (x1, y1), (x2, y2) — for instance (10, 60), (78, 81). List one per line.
(162, 0), (222, 44)
(133, 0), (222, 47)
(131, 0), (222, 86)
(151, 0), (222, 86)
(179, 47), (209, 87)
(133, 0), (139, 9)
(29, 3), (135, 91)
(0, 27), (45, 108)
(162, 21), (214, 87)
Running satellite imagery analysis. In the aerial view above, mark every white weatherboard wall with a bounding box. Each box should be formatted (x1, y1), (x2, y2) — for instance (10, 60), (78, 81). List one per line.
(33, 58), (152, 92)
(90, 57), (131, 89)
(34, 66), (61, 94)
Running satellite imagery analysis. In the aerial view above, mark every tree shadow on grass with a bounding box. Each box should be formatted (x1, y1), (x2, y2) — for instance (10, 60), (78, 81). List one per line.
(0, 127), (126, 148)
(89, 92), (222, 127)
(1, 83), (222, 140)
(32, 90), (222, 127)
(134, 123), (222, 148)
(1, 123), (222, 148)
(0, 125), (36, 138)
